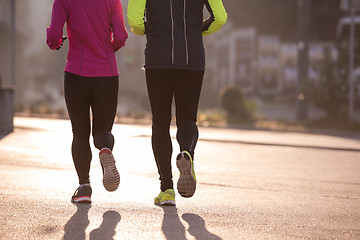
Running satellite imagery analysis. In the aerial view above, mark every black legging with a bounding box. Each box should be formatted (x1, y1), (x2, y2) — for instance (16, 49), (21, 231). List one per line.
(64, 72), (118, 185)
(145, 68), (204, 191)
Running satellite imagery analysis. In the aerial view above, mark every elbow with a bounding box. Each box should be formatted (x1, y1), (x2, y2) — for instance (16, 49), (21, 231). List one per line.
(113, 33), (128, 51)
(217, 12), (227, 26)
(46, 36), (61, 50)
(131, 25), (146, 36)
(46, 27), (61, 50)
(46, 40), (56, 50)
(127, 17), (140, 31)
(202, 11), (227, 37)
(120, 29), (129, 42)
(113, 42), (124, 52)
(128, 17), (145, 36)
(127, 16), (135, 28)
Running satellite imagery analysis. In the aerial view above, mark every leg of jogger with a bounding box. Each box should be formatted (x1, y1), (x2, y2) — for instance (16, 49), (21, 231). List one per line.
(90, 75), (119, 151)
(146, 69), (175, 191)
(174, 70), (204, 159)
(64, 72), (92, 185)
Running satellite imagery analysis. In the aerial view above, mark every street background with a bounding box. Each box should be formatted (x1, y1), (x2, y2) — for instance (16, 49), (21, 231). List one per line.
(1, 1), (360, 239)
(1, 0), (360, 127)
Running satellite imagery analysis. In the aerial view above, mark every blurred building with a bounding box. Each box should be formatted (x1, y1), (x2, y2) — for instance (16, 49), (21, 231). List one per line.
(256, 35), (281, 96)
(279, 43), (298, 94)
(206, 0), (359, 104)
(224, 0), (343, 42)
(229, 28), (257, 94)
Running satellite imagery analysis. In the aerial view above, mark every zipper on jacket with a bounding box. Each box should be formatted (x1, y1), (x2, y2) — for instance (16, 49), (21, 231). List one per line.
(170, 0), (175, 64)
(183, 0), (189, 65)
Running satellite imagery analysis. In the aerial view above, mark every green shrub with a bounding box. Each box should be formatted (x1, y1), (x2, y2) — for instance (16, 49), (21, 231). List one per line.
(218, 85), (256, 120)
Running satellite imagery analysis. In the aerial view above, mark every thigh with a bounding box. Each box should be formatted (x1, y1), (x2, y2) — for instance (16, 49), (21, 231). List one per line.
(174, 70), (204, 123)
(90, 75), (119, 134)
(64, 72), (91, 135)
(145, 69), (174, 125)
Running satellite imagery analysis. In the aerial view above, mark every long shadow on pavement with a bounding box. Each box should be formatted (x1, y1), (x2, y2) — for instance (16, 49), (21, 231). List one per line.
(182, 213), (222, 240)
(63, 204), (121, 240)
(89, 210), (121, 240)
(63, 203), (91, 240)
(161, 206), (186, 240)
(161, 207), (222, 240)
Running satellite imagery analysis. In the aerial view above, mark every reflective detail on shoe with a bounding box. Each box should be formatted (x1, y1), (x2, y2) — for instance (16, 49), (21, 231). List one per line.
(72, 196), (91, 203)
(71, 185), (92, 203)
(176, 151), (196, 198)
(154, 189), (176, 206)
(100, 148), (120, 192)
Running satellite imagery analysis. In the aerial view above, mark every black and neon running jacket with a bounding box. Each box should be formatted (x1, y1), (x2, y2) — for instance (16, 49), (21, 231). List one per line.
(127, 0), (227, 71)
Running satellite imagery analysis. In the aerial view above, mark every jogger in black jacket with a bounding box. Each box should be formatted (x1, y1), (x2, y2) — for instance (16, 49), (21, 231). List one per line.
(128, 0), (227, 206)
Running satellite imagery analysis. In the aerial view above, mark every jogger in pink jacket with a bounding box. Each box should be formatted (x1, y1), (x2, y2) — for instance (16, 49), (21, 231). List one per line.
(47, 0), (128, 203)
(47, 0), (128, 76)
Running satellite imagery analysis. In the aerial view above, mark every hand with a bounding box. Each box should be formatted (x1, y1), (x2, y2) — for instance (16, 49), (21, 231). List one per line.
(56, 36), (67, 50)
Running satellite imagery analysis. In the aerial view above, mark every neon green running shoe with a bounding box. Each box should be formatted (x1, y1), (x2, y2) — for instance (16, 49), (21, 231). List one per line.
(154, 189), (176, 206)
(176, 151), (196, 198)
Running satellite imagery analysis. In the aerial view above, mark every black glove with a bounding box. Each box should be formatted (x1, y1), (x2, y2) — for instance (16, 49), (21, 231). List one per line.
(56, 36), (68, 50)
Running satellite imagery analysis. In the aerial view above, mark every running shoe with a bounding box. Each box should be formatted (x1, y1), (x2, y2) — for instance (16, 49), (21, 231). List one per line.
(154, 189), (176, 206)
(99, 148), (120, 192)
(71, 185), (92, 203)
(176, 151), (196, 198)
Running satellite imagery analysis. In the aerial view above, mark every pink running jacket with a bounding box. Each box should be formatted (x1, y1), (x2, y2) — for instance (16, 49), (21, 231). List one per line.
(47, 0), (128, 77)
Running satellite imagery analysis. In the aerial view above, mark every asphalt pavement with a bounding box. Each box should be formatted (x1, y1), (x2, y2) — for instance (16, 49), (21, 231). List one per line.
(0, 117), (359, 239)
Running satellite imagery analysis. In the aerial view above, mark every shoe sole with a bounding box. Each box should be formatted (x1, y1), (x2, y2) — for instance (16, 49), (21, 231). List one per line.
(159, 200), (176, 206)
(176, 153), (196, 198)
(154, 199), (176, 206)
(100, 152), (120, 192)
(71, 196), (91, 203)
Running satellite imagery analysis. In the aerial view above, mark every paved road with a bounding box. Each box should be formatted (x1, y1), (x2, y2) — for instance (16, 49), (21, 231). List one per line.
(0, 117), (360, 239)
